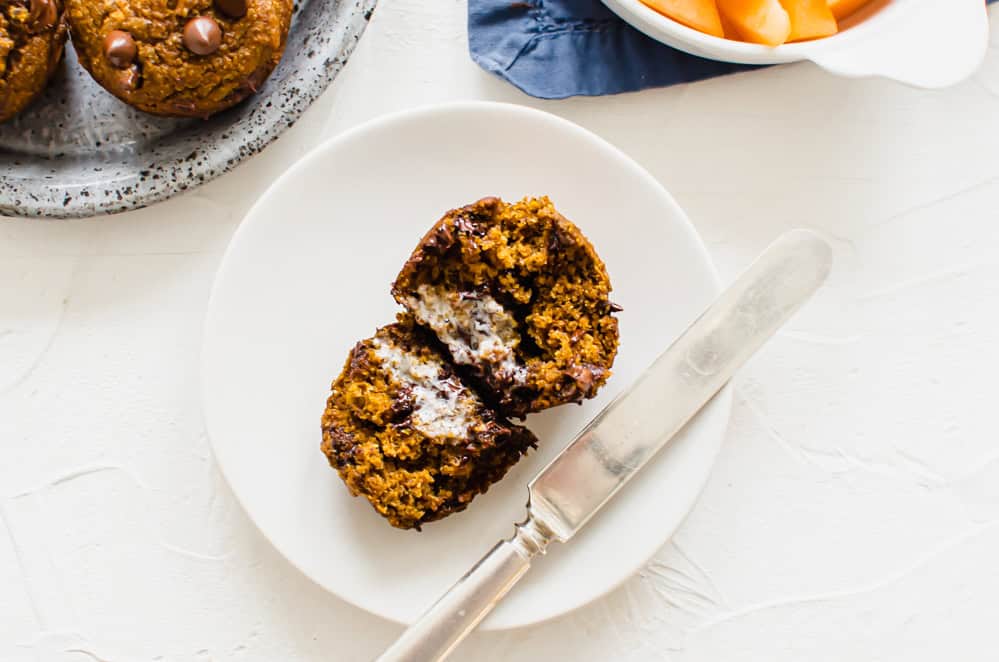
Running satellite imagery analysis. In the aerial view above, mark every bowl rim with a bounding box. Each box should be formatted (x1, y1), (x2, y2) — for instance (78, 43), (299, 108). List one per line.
(601, 0), (904, 64)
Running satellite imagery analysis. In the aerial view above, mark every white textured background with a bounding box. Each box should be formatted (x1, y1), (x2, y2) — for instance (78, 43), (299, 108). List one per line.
(3, 1), (999, 660)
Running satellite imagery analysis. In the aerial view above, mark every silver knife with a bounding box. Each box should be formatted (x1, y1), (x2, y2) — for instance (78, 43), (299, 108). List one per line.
(377, 229), (832, 662)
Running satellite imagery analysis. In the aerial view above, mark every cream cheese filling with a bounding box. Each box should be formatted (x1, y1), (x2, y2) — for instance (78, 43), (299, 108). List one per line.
(372, 339), (479, 439)
(405, 284), (527, 384)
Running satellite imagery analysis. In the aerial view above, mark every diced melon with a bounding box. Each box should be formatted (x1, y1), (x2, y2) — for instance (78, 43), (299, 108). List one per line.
(827, 0), (869, 20)
(719, 10), (743, 39)
(716, 0), (791, 46)
(641, 0), (725, 38)
(780, 0), (838, 41)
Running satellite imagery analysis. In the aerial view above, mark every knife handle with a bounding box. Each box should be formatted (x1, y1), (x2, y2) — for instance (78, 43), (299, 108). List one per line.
(375, 514), (555, 662)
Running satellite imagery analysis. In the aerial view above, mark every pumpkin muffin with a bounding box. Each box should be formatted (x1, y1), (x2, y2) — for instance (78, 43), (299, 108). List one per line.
(321, 317), (538, 530)
(392, 196), (621, 418)
(0, 0), (67, 123)
(66, 0), (292, 118)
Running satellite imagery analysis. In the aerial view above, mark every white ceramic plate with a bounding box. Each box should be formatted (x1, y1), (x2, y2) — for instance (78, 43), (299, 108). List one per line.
(201, 101), (732, 630)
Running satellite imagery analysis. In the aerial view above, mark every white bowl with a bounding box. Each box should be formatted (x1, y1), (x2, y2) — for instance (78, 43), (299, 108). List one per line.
(602, 0), (990, 88)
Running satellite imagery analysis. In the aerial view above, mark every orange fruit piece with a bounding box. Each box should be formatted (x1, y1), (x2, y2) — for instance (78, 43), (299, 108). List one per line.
(827, 0), (870, 20)
(716, 0), (792, 45)
(641, 0), (725, 38)
(720, 10), (743, 39)
(780, 0), (838, 41)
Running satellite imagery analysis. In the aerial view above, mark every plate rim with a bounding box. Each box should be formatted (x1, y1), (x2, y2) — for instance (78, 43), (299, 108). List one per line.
(0, 0), (377, 220)
(201, 100), (733, 630)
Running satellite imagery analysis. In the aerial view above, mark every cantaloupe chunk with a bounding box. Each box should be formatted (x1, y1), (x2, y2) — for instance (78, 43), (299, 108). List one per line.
(720, 10), (743, 39)
(641, 0), (725, 38)
(827, 0), (869, 20)
(780, 0), (838, 41)
(716, 0), (791, 46)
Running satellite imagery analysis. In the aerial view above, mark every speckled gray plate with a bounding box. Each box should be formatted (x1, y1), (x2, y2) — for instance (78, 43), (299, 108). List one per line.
(0, 0), (376, 219)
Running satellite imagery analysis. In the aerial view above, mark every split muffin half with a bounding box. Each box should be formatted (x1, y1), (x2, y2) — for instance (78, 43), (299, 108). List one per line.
(392, 196), (621, 418)
(321, 317), (537, 530)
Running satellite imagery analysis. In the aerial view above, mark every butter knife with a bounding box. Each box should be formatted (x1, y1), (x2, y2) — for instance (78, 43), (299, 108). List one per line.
(377, 229), (832, 662)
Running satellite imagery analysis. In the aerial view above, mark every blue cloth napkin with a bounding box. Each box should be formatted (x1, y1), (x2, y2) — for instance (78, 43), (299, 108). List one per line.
(468, 0), (994, 99)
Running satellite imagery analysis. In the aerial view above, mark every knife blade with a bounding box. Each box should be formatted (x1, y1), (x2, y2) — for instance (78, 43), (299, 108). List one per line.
(377, 229), (832, 662)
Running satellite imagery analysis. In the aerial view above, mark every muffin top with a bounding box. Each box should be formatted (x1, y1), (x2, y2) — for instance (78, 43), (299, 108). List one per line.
(0, 0), (67, 122)
(393, 196), (621, 417)
(65, 0), (292, 117)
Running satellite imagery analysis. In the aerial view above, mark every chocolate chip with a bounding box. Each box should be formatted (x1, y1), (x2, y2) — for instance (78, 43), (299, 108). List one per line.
(481, 420), (504, 437)
(436, 222), (454, 246)
(241, 65), (269, 93)
(103, 30), (137, 69)
(547, 229), (561, 253)
(215, 0), (247, 18)
(608, 301), (623, 313)
(565, 364), (607, 400)
(116, 65), (142, 92)
(172, 100), (198, 114)
(472, 197), (501, 213)
(390, 386), (414, 421)
(28, 0), (57, 30)
(425, 222), (454, 253)
(568, 365), (593, 391)
(183, 16), (222, 56)
(455, 215), (482, 236)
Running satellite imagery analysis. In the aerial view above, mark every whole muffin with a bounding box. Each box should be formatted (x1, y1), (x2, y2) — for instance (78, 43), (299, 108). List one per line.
(321, 317), (538, 530)
(0, 0), (67, 123)
(66, 0), (292, 118)
(393, 197), (621, 418)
